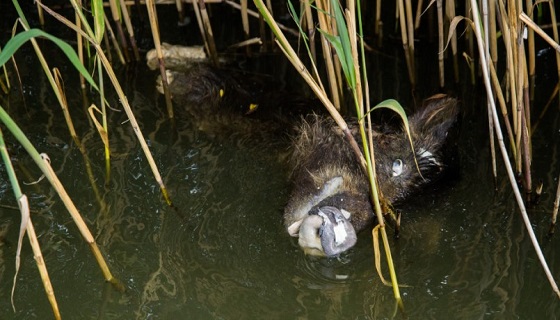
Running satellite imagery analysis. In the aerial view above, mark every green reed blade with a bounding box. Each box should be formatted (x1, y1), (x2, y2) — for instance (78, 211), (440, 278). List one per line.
(91, 0), (105, 44)
(368, 99), (409, 130)
(0, 29), (98, 91)
(11, 0), (29, 27)
(0, 128), (22, 198)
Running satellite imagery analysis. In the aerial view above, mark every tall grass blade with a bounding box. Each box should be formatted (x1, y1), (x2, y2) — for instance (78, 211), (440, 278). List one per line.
(0, 29), (98, 91)
(11, 0), (29, 27)
(91, 0), (105, 44)
(319, 0), (355, 89)
(0, 126), (61, 319)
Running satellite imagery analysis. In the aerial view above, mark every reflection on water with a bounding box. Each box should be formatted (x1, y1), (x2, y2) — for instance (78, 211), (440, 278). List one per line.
(1, 44), (560, 320)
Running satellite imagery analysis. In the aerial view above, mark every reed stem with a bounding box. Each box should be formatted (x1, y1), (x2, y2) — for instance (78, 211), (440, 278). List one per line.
(197, 0), (219, 65)
(108, 0), (131, 62)
(435, 0), (444, 87)
(103, 13), (127, 65)
(551, 173), (560, 233)
(145, 0), (174, 118)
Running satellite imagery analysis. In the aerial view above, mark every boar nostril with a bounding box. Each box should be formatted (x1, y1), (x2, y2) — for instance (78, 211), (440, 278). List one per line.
(392, 159), (403, 177)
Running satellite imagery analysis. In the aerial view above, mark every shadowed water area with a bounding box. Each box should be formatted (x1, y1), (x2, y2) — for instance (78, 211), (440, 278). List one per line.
(1, 3), (560, 320)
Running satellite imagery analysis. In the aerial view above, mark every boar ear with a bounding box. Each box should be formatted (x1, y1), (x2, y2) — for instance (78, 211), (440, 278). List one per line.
(409, 94), (459, 140)
(287, 220), (303, 237)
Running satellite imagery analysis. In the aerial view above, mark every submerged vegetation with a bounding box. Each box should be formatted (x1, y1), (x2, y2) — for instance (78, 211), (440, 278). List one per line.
(0, 0), (559, 318)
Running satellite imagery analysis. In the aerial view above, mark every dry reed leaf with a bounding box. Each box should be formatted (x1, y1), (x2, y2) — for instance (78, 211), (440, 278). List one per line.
(444, 16), (472, 54)
(88, 104), (109, 147)
(11, 194), (29, 312)
(372, 225), (392, 286)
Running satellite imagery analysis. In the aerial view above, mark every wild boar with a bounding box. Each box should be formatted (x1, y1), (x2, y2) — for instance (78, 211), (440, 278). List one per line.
(284, 96), (459, 256)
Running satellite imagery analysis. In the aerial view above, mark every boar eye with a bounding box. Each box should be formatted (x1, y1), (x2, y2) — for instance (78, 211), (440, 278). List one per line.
(392, 159), (403, 177)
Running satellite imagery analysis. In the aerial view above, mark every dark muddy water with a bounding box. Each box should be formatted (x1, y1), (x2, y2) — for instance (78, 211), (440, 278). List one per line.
(1, 4), (560, 320)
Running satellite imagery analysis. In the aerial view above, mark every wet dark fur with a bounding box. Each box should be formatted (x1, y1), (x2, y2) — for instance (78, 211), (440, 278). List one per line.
(285, 115), (373, 233)
(284, 96), (460, 242)
(167, 64), (320, 135)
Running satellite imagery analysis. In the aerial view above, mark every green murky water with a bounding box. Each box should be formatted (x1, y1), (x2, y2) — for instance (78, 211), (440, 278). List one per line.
(1, 3), (560, 320)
